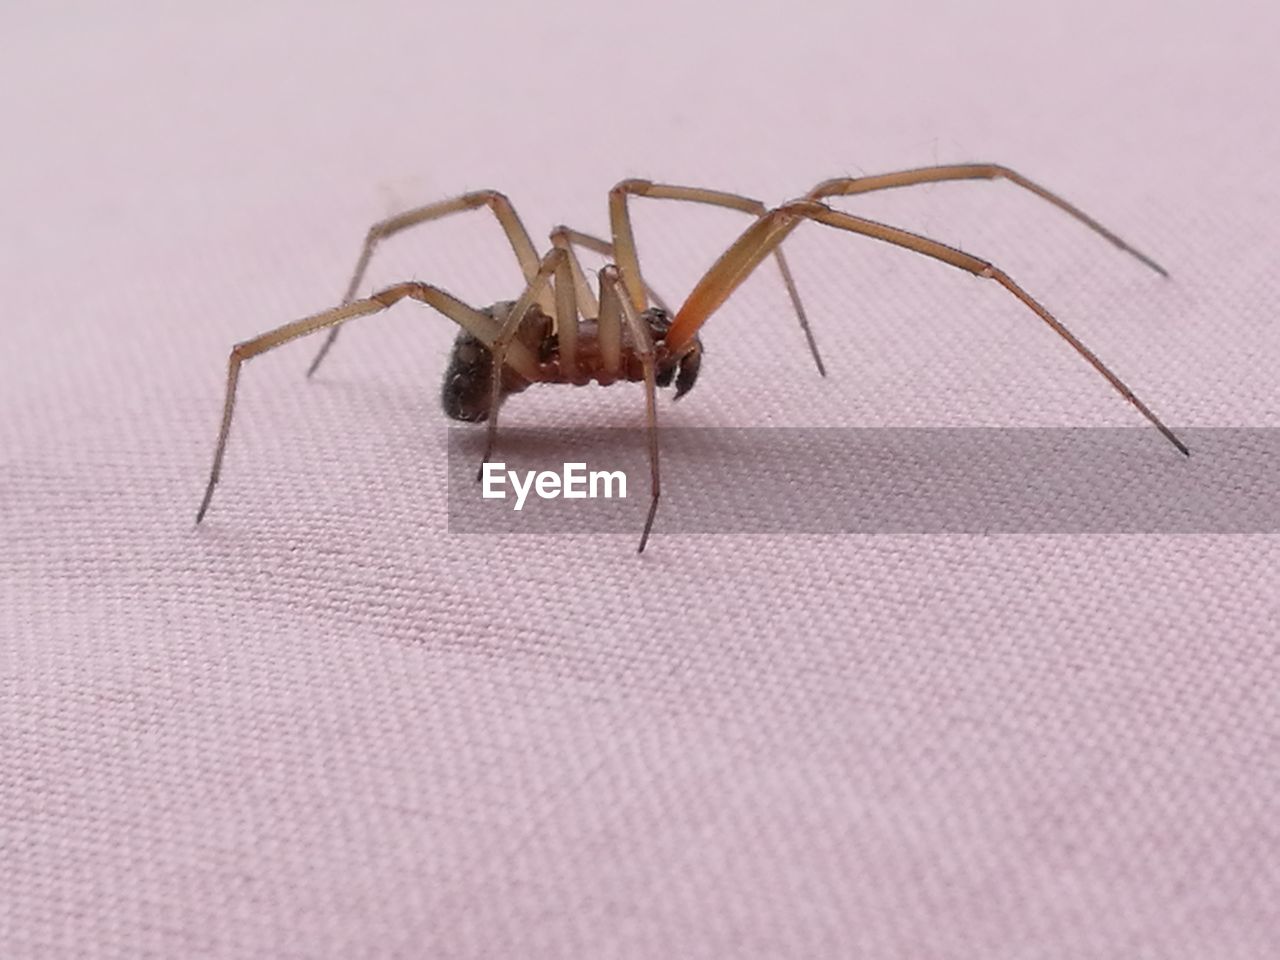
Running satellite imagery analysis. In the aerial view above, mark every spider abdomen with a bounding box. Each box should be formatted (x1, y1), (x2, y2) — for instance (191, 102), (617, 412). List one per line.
(439, 304), (701, 422)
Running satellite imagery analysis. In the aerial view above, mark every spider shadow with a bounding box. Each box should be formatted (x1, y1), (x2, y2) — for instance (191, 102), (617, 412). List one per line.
(446, 425), (1266, 536)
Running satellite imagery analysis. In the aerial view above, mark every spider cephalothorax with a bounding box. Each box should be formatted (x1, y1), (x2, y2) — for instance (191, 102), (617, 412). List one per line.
(198, 167), (1187, 553)
(441, 304), (702, 423)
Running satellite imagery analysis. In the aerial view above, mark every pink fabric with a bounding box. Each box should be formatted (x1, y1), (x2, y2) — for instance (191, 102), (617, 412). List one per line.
(3, 2), (1277, 956)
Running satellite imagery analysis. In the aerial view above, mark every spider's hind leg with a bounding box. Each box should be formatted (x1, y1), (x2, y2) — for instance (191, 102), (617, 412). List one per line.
(195, 282), (531, 525)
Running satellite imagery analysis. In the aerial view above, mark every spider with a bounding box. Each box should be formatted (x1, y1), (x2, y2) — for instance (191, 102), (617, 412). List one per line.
(195, 164), (1187, 551)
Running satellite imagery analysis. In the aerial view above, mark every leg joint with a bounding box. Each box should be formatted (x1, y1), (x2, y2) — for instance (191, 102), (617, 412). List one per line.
(477, 189), (511, 210)
(611, 178), (654, 198)
(370, 282), (423, 308)
(777, 199), (825, 220)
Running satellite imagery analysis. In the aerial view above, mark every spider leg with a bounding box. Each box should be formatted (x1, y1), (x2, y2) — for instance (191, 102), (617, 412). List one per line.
(595, 263), (626, 383)
(197, 282), (527, 524)
(553, 243), (579, 379)
(668, 200), (1189, 456)
(607, 180), (825, 375)
(307, 190), (552, 378)
(550, 226), (602, 318)
(807, 164), (1167, 277)
(602, 265), (661, 553)
(548, 226), (672, 316)
(479, 248), (575, 476)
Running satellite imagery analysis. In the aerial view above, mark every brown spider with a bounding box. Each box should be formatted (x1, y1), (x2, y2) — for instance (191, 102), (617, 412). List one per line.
(196, 164), (1187, 551)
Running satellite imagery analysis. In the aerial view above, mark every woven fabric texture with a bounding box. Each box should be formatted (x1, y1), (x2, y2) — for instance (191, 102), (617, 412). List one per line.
(3, 2), (1278, 957)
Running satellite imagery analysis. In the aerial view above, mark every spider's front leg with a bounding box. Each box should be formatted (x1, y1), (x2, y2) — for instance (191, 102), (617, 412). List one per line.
(666, 201), (1188, 457)
(805, 164), (1168, 277)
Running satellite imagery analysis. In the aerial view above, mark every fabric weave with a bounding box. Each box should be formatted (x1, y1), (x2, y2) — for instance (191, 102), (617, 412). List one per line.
(3, 2), (1277, 957)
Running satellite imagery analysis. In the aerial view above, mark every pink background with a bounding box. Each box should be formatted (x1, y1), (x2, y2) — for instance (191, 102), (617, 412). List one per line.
(3, 2), (1277, 957)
